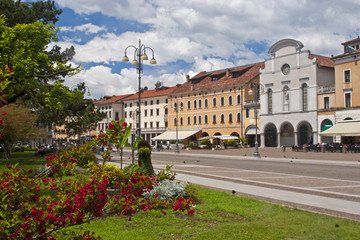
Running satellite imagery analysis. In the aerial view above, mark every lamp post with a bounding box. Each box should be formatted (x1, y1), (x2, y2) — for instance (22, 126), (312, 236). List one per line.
(122, 39), (156, 139)
(173, 101), (183, 153)
(248, 83), (261, 158)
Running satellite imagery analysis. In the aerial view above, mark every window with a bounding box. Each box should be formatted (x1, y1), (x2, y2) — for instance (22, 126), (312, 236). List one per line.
(144, 110), (147, 117)
(345, 93), (351, 108)
(165, 108), (168, 114)
(144, 122), (147, 128)
(212, 114), (217, 123)
(129, 111), (132, 118)
(165, 121), (168, 127)
(205, 115), (208, 124)
(268, 89), (273, 114)
(205, 99), (208, 108)
(301, 83), (308, 111)
(187, 101), (191, 109)
(156, 99), (160, 104)
(229, 96), (233, 105)
(237, 113), (241, 122)
(199, 99), (202, 108)
(246, 109), (250, 118)
(124, 103), (127, 108)
(194, 100), (197, 109)
(221, 97), (225, 106)
(213, 98), (217, 107)
(156, 108), (159, 116)
(130, 103), (132, 107)
(150, 100), (153, 105)
(115, 112), (119, 121)
(212, 76), (219, 81)
(145, 101), (148, 106)
(150, 109), (153, 116)
(199, 116), (202, 124)
(180, 102), (184, 109)
(344, 70), (351, 83)
(221, 114), (225, 123)
(193, 116), (197, 124)
(124, 112), (127, 118)
(156, 122), (159, 128)
(324, 97), (330, 109)
(229, 113), (233, 122)
(187, 117), (191, 125)
(150, 122), (153, 128)
(165, 99), (168, 103)
(136, 102), (139, 106)
(108, 111), (111, 118)
(180, 117), (183, 125)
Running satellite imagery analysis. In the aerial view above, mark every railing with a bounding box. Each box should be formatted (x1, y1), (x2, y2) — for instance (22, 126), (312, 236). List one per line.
(318, 86), (335, 94)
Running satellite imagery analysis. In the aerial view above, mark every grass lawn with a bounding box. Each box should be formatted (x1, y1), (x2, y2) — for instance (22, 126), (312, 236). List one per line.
(0, 151), (47, 173)
(2, 152), (360, 239)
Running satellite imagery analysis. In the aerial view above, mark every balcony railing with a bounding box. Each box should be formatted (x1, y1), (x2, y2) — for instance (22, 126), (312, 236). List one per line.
(318, 86), (335, 94)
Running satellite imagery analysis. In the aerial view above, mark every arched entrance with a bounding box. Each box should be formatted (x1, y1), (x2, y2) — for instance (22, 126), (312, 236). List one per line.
(280, 122), (294, 146)
(201, 132), (209, 137)
(264, 123), (277, 147)
(298, 121), (313, 145)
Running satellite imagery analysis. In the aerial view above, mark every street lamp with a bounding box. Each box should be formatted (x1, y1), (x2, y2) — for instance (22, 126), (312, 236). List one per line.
(248, 83), (263, 158)
(173, 101), (183, 153)
(122, 39), (156, 139)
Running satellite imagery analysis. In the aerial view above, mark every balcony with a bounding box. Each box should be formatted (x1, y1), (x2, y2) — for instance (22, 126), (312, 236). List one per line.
(244, 99), (259, 108)
(318, 86), (335, 94)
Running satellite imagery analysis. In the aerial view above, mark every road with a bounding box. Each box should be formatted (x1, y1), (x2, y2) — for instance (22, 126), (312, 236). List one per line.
(149, 151), (360, 181)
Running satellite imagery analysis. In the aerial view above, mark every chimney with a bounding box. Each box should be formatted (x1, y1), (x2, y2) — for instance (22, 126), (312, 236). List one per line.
(186, 75), (190, 82)
(226, 69), (230, 77)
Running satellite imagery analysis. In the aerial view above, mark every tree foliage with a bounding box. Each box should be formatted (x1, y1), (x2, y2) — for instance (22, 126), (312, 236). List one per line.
(0, 0), (62, 27)
(0, 103), (45, 159)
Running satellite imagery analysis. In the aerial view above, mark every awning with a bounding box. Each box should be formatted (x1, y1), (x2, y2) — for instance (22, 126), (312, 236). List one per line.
(216, 135), (239, 140)
(199, 136), (215, 140)
(320, 120), (360, 136)
(245, 127), (260, 135)
(152, 130), (200, 141)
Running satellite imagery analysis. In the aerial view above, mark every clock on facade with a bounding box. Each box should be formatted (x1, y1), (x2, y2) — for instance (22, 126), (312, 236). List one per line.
(281, 64), (290, 75)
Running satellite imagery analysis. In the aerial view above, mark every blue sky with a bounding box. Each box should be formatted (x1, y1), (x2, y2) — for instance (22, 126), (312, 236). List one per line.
(42, 0), (360, 99)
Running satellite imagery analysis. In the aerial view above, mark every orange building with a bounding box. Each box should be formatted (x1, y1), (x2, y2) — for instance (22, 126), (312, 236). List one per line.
(164, 62), (264, 146)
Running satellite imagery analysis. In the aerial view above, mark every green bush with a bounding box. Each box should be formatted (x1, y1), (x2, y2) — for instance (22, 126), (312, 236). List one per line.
(170, 140), (176, 144)
(187, 142), (195, 148)
(225, 139), (238, 147)
(138, 147), (154, 176)
(12, 146), (25, 152)
(200, 139), (211, 146)
(90, 164), (126, 189)
(185, 184), (201, 203)
(60, 146), (97, 168)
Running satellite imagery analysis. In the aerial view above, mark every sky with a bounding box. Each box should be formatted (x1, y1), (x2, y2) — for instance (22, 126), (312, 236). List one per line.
(40, 0), (360, 99)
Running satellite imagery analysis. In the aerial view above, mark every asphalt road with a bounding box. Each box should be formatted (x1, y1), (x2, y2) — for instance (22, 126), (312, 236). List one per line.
(148, 151), (360, 181)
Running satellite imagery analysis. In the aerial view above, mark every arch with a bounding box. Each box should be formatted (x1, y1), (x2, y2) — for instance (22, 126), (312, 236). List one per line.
(213, 97), (217, 107)
(264, 123), (277, 147)
(214, 132), (222, 136)
(344, 117), (353, 121)
(193, 100), (197, 109)
(297, 121), (313, 145)
(279, 122), (295, 146)
(268, 39), (304, 55)
(320, 119), (333, 132)
(229, 96), (233, 105)
(221, 97), (225, 106)
(201, 132), (209, 137)
(231, 132), (240, 137)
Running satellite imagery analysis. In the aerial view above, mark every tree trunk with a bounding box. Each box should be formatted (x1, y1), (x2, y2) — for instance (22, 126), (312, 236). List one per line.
(120, 148), (123, 169)
(3, 143), (12, 159)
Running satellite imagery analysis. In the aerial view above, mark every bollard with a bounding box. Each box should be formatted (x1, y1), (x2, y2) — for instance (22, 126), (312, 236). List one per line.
(282, 145), (286, 152)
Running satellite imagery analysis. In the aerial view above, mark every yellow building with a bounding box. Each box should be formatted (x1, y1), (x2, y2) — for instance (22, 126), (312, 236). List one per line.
(166, 62), (264, 146)
(321, 37), (360, 144)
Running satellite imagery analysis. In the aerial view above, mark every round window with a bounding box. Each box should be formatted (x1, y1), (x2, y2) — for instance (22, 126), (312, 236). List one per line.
(281, 64), (290, 75)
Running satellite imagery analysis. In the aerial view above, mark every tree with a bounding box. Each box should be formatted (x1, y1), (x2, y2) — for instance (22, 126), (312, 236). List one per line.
(37, 82), (106, 144)
(0, 103), (44, 159)
(0, 0), (62, 27)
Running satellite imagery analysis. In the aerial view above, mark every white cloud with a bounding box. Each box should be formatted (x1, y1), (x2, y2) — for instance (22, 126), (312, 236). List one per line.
(55, 0), (360, 98)
(60, 23), (107, 34)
